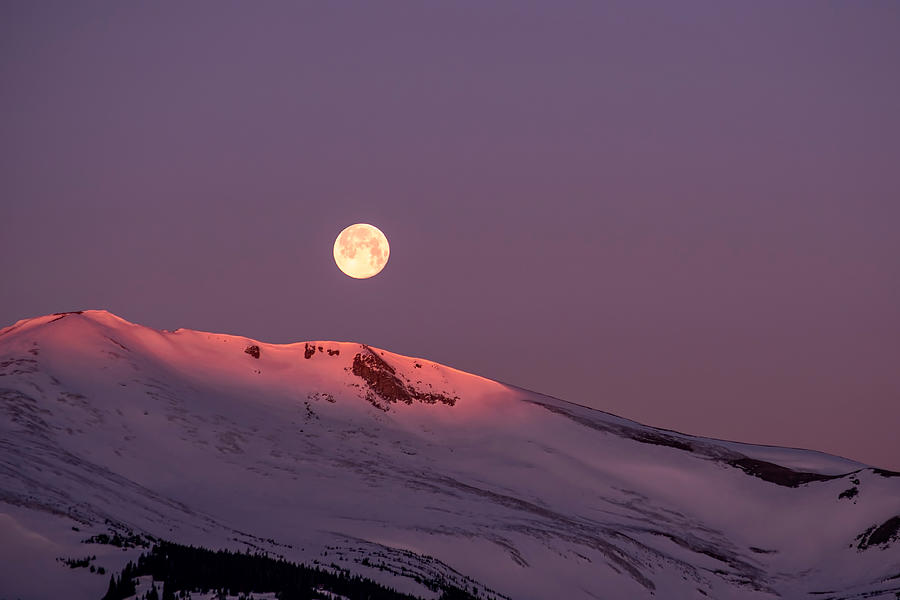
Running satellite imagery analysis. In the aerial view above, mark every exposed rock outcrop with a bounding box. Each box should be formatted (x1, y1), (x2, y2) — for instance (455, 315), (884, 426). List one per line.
(351, 346), (457, 411)
(857, 516), (900, 549)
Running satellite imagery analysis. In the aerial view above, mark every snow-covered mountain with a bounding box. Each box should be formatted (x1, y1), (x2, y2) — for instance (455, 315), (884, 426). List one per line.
(1, 310), (898, 600)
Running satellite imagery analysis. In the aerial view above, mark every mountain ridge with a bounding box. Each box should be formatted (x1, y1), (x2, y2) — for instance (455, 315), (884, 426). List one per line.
(0, 309), (871, 474)
(1, 310), (898, 599)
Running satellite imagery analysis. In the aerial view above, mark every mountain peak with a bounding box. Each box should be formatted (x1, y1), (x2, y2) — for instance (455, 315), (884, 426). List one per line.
(1, 311), (898, 600)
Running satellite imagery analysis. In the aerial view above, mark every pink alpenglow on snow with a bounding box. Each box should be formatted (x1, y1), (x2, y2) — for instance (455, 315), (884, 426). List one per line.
(1, 310), (899, 600)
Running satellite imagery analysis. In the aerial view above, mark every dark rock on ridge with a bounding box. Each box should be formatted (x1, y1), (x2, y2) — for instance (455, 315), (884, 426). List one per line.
(726, 457), (838, 488)
(839, 487), (859, 500)
(526, 400), (845, 488)
(872, 468), (900, 478)
(351, 346), (457, 411)
(857, 516), (900, 550)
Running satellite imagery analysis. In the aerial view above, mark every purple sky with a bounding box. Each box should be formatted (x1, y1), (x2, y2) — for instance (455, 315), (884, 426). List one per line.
(2, 2), (899, 470)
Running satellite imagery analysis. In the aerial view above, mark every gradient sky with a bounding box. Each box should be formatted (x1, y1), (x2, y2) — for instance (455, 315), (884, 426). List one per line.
(2, 2), (899, 470)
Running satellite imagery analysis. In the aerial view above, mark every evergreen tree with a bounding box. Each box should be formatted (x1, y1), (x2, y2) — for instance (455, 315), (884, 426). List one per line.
(162, 581), (176, 600)
(119, 574), (136, 598)
(102, 575), (117, 600)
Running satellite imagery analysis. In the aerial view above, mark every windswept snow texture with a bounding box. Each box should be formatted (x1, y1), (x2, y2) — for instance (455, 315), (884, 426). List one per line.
(1, 310), (898, 599)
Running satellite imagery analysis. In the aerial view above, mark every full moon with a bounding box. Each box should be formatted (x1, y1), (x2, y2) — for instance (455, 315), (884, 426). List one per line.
(333, 223), (390, 279)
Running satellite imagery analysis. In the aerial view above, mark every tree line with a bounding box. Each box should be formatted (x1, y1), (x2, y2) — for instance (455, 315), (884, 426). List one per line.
(101, 540), (480, 600)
